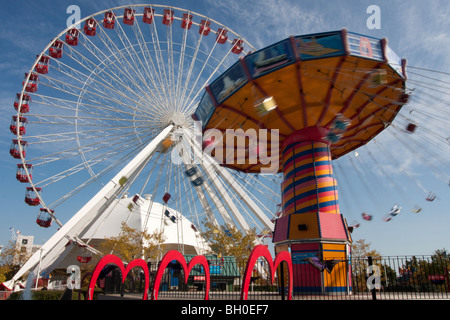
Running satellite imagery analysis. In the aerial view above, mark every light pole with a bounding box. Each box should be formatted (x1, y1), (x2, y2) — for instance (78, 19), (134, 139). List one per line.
(34, 240), (45, 290)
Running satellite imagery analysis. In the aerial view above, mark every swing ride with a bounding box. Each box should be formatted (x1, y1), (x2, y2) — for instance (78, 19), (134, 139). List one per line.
(4, 4), (450, 295)
(192, 28), (450, 292)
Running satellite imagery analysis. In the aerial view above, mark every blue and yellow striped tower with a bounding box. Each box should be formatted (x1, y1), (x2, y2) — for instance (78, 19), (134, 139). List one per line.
(273, 127), (352, 294)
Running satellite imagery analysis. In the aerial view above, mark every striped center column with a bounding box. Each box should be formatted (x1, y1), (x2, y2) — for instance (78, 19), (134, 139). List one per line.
(281, 127), (339, 217)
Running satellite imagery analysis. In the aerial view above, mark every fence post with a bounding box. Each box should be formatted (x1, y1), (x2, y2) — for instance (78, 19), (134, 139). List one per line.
(444, 251), (450, 293)
(279, 262), (285, 300)
(368, 256), (377, 300)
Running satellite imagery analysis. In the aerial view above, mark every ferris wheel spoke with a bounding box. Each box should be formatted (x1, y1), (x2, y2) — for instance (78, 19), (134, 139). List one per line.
(78, 32), (164, 111)
(26, 127), (157, 168)
(141, 156), (171, 231)
(173, 20), (190, 111)
(148, 17), (175, 112)
(107, 17), (170, 111)
(130, 13), (171, 107)
(49, 59), (161, 119)
(230, 172), (281, 219)
(177, 26), (207, 114)
(37, 73), (151, 118)
(30, 93), (156, 123)
(33, 128), (159, 189)
(64, 41), (143, 101)
(63, 44), (164, 116)
(180, 38), (231, 115)
(43, 128), (170, 209)
(165, 21), (176, 111)
(27, 113), (160, 130)
(24, 124), (158, 147)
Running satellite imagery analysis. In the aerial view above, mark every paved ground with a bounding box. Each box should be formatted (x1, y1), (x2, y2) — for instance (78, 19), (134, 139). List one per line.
(97, 291), (450, 300)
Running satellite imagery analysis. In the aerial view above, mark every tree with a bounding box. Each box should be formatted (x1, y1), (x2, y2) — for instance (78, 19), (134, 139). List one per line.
(97, 222), (166, 263)
(351, 239), (381, 259)
(350, 239), (383, 292)
(0, 241), (29, 283)
(201, 221), (258, 266)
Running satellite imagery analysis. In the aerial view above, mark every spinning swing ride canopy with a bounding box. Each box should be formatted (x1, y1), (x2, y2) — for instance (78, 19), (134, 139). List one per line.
(194, 29), (408, 173)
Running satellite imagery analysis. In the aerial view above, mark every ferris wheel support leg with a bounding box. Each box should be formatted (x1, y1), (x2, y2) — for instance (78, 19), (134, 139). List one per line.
(180, 129), (260, 233)
(175, 139), (238, 230)
(10, 125), (174, 287)
(206, 161), (274, 230)
(183, 128), (274, 232)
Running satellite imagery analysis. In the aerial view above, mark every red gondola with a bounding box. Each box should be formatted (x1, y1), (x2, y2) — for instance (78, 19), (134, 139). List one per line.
(123, 8), (135, 25)
(25, 187), (42, 206)
(216, 28), (228, 44)
(65, 28), (79, 46)
(132, 194), (144, 206)
(103, 11), (116, 29)
(143, 7), (155, 24)
(77, 245), (92, 263)
(163, 193), (171, 203)
(37, 208), (53, 228)
(10, 116), (28, 135)
(232, 39), (244, 54)
(35, 55), (50, 74)
(49, 39), (64, 59)
(23, 73), (39, 93)
(84, 18), (97, 36)
(162, 9), (174, 26)
(10, 140), (27, 159)
(14, 93), (31, 113)
(16, 164), (32, 183)
(199, 20), (211, 36)
(406, 123), (417, 133)
(181, 13), (193, 29)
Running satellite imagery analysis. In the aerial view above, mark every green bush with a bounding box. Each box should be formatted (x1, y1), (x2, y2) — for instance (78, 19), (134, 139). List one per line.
(7, 290), (64, 300)
(7, 288), (103, 300)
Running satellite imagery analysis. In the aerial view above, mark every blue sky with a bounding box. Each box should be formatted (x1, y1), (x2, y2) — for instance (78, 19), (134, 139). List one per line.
(0, 0), (449, 257)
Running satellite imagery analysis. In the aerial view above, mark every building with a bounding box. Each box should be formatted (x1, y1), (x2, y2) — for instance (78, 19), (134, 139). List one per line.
(14, 235), (42, 265)
(37, 194), (211, 270)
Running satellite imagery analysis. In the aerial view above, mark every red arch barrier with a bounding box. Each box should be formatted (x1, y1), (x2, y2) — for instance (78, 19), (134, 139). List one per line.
(151, 250), (210, 300)
(87, 246), (292, 300)
(87, 254), (149, 300)
(240, 245), (293, 300)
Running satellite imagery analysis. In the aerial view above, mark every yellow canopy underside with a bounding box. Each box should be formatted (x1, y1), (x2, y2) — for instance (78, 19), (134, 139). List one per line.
(204, 56), (406, 173)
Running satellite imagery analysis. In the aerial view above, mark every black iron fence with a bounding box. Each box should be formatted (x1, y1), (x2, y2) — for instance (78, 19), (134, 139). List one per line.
(100, 255), (450, 300)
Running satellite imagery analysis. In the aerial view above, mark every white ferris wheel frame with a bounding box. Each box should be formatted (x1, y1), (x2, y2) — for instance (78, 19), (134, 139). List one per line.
(9, 4), (279, 289)
(15, 4), (256, 226)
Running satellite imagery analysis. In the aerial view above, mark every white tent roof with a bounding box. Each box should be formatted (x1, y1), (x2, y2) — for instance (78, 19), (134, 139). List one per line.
(52, 194), (210, 269)
(82, 194), (209, 255)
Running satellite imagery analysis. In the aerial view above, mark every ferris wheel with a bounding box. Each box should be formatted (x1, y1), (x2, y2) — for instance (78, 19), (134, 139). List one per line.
(9, 4), (281, 282)
(8, 4), (450, 293)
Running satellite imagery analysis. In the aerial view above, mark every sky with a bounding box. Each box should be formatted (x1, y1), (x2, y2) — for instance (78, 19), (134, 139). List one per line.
(0, 0), (449, 258)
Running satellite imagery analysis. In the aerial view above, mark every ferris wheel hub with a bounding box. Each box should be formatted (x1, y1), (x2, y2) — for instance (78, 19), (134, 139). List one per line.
(162, 111), (191, 128)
